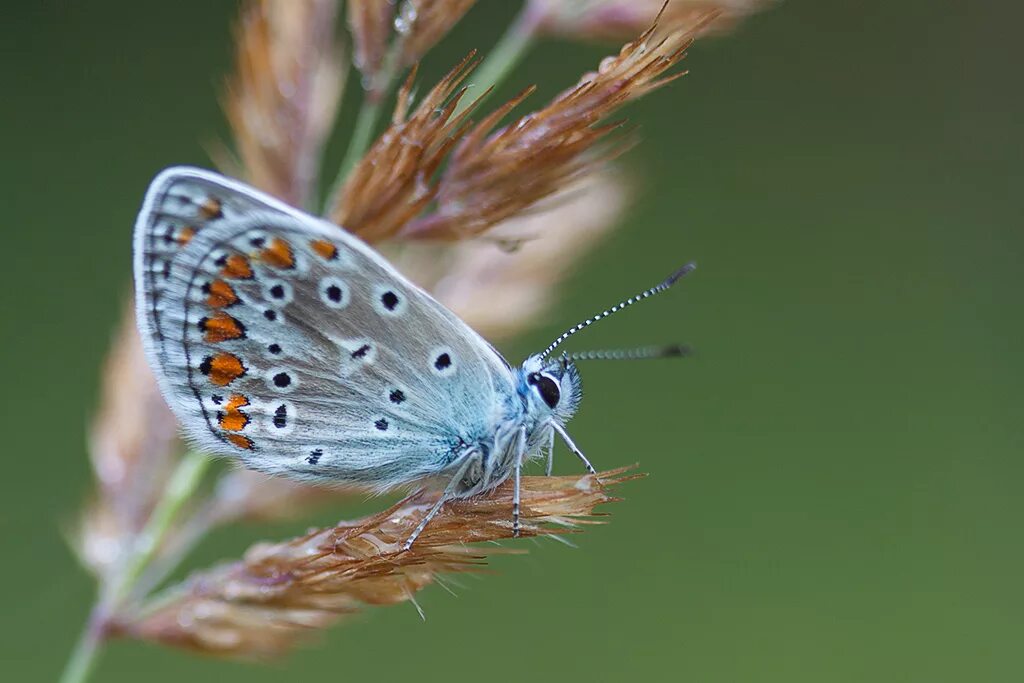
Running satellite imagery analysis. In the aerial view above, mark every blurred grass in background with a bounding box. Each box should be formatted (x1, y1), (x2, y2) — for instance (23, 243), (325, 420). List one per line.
(1, 1), (1022, 681)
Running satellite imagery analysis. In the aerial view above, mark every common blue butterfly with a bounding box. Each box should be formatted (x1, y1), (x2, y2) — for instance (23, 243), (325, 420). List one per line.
(134, 167), (692, 548)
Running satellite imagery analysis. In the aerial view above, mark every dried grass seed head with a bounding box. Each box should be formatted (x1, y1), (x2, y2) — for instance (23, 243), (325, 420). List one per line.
(122, 468), (637, 658)
(223, 0), (344, 208)
(328, 53), (485, 241)
(403, 11), (713, 240)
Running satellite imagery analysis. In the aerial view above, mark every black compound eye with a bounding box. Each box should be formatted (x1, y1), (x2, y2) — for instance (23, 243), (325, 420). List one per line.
(528, 372), (561, 409)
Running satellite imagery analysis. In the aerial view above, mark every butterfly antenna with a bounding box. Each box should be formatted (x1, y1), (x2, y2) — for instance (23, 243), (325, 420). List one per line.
(540, 263), (696, 359)
(565, 344), (691, 362)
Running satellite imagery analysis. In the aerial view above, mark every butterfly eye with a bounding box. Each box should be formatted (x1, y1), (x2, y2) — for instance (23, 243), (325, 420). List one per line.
(528, 372), (561, 409)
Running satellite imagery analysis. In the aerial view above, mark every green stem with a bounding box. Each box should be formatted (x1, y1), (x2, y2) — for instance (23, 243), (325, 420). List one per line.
(59, 451), (212, 683)
(111, 452), (213, 605)
(59, 609), (105, 683)
(128, 499), (219, 603)
(329, 95), (383, 202)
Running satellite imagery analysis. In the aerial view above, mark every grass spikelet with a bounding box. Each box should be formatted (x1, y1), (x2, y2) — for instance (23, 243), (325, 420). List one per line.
(402, 10), (716, 239)
(328, 53), (486, 241)
(223, 0), (345, 207)
(120, 468), (640, 658)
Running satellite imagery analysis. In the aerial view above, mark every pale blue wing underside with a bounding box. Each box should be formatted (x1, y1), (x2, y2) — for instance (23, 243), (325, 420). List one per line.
(134, 167), (517, 489)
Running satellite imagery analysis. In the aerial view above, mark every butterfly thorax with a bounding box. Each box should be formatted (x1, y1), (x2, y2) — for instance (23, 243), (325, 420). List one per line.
(440, 355), (581, 498)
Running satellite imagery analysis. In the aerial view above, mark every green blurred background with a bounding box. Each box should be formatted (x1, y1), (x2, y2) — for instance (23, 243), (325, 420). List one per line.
(2, 1), (1022, 681)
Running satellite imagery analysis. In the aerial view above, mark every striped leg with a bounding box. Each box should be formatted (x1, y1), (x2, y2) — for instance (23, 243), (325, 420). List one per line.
(402, 453), (478, 551)
(551, 422), (596, 474)
(513, 426), (527, 537)
(545, 428), (556, 477)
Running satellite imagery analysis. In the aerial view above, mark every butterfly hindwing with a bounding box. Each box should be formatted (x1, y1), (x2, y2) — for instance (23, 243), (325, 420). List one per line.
(134, 167), (517, 488)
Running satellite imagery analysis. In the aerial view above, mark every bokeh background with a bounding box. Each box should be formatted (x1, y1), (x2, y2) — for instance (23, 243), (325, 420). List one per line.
(2, 1), (1022, 681)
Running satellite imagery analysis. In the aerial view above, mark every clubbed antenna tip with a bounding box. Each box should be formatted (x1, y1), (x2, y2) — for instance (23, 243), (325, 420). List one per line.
(667, 261), (697, 285)
(662, 343), (691, 357)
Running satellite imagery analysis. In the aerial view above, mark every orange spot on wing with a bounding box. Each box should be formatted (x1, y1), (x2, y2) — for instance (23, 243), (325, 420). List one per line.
(261, 237), (295, 269)
(200, 197), (223, 220)
(206, 279), (238, 308)
(221, 253), (253, 279)
(201, 353), (246, 386)
(201, 312), (246, 342)
(176, 226), (196, 245)
(218, 393), (250, 431)
(227, 433), (254, 450)
(224, 394), (249, 410)
(310, 239), (338, 260)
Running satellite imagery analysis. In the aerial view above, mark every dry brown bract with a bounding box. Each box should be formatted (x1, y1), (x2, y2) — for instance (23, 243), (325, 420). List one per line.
(402, 11), (715, 239)
(224, 0), (344, 208)
(120, 468), (638, 658)
(329, 54), (485, 241)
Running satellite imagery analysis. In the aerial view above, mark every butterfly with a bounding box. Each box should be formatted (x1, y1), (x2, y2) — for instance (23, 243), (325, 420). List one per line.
(134, 167), (693, 549)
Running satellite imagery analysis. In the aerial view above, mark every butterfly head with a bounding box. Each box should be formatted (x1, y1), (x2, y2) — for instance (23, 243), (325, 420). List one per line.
(518, 263), (697, 427)
(519, 354), (583, 424)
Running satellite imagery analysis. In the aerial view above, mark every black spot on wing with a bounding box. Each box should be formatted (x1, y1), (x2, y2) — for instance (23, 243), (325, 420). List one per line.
(273, 404), (288, 429)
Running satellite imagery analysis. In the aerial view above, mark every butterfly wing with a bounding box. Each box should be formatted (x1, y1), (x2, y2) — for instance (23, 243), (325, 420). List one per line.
(134, 167), (518, 489)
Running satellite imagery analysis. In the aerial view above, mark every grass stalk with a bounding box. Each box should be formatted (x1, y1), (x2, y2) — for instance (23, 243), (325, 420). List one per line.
(60, 452), (212, 683)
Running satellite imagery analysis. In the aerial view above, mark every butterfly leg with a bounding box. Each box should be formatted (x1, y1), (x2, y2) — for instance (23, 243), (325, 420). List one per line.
(401, 453), (479, 552)
(551, 422), (597, 474)
(513, 426), (527, 537)
(545, 428), (556, 476)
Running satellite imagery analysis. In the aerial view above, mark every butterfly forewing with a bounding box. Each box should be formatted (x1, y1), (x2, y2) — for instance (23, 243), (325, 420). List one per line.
(134, 167), (516, 489)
